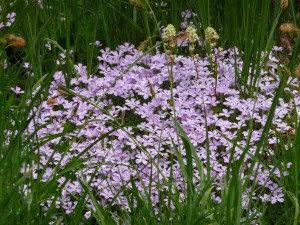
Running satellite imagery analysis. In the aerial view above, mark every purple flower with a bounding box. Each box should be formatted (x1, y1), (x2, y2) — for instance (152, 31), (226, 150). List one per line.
(11, 86), (25, 94)
(11, 40), (295, 220)
(101, 189), (114, 199)
(135, 151), (149, 165)
(271, 193), (284, 204)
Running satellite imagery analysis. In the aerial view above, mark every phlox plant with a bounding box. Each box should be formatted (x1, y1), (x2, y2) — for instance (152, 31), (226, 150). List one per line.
(0, 1), (300, 225)
(4, 37), (300, 224)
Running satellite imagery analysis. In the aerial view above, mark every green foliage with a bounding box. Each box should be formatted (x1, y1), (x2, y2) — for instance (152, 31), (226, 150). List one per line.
(0, 0), (299, 224)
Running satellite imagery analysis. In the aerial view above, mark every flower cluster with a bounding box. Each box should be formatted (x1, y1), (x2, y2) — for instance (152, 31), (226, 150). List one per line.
(205, 27), (220, 47)
(186, 25), (199, 44)
(186, 25), (199, 52)
(0, 7), (16, 29)
(162, 24), (176, 39)
(10, 43), (297, 222)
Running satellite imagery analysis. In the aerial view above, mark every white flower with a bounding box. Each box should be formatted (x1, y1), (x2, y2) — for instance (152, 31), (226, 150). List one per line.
(205, 27), (219, 47)
(163, 24), (176, 39)
(186, 25), (199, 43)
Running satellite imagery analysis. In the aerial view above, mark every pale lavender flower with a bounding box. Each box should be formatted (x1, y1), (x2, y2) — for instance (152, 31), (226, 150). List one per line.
(11, 86), (25, 94)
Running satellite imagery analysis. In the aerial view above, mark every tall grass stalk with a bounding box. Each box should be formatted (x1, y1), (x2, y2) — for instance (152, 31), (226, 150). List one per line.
(188, 0), (285, 96)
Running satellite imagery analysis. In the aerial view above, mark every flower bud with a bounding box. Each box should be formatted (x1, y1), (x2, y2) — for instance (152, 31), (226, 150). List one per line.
(163, 153), (169, 158)
(189, 46), (195, 52)
(171, 54), (175, 61)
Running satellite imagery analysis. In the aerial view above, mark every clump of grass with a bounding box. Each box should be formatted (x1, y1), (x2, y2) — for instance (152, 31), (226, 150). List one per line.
(1, 1), (300, 224)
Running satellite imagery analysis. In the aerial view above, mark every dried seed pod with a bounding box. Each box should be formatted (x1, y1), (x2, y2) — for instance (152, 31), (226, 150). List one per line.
(137, 37), (151, 51)
(129, 0), (145, 10)
(282, 65), (292, 77)
(295, 65), (300, 77)
(165, 31), (191, 47)
(5, 34), (26, 48)
(58, 88), (69, 96)
(163, 153), (169, 158)
(47, 98), (57, 105)
(176, 31), (191, 41)
(280, 0), (288, 9)
(280, 23), (295, 33)
(144, 74), (156, 98)
(280, 36), (293, 54)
